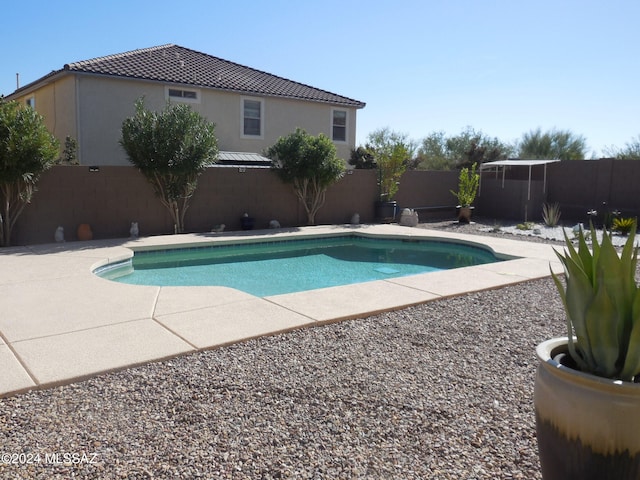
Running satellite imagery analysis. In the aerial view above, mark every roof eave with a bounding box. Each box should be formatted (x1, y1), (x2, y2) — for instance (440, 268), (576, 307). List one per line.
(37, 68), (366, 108)
(5, 68), (68, 99)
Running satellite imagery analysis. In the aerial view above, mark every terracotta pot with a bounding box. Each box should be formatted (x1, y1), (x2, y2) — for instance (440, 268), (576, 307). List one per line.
(77, 223), (93, 241)
(535, 337), (640, 480)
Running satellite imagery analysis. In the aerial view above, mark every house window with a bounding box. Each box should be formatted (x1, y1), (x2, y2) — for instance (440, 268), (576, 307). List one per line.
(165, 87), (200, 103)
(242, 97), (263, 138)
(332, 109), (347, 142)
(25, 96), (35, 108)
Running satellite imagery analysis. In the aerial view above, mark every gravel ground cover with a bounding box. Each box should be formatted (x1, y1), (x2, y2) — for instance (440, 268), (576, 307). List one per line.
(0, 220), (584, 479)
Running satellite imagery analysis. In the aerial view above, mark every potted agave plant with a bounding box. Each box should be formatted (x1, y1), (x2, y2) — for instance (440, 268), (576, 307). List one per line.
(535, 221), (640, 480)
(450, 163), (479, 223)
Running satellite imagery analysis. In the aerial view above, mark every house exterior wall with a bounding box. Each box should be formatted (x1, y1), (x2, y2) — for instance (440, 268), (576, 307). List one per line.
(75, 75), (163, 165)
(9, 75), (77, 158)
(11, 72), (360, 166)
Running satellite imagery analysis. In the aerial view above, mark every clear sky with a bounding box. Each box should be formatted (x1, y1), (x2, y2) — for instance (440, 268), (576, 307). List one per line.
(2, 0), (638, 157)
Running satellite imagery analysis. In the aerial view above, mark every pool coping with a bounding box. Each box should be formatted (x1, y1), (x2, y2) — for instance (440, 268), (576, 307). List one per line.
(0, 224), (562, 398)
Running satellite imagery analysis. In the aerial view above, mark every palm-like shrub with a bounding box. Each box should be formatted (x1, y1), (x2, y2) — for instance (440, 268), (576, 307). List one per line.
(613, 217), (637, 236)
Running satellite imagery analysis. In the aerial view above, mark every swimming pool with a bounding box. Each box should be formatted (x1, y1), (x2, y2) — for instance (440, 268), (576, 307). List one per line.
(96, 235), (503, 297)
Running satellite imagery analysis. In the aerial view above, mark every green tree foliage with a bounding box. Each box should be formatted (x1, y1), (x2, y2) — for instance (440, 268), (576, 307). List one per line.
(603, 135), (640, 160)
(120, 99), (219, 234)
(266, 128), (345, 225)
(348, 146), (376, 169)
(364, 128), (415, 201)
(415, 131), (451, 170)
(415, 127), (513, 170)
(517, 127), (587, 160)
(0, 100), (59, 246)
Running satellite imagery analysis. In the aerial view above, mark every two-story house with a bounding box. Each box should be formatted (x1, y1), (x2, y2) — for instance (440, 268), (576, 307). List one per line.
(6, 44), (365, 166)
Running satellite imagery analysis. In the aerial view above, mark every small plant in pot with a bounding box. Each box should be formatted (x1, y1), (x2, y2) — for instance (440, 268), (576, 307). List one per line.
(450, 162), (479, 223)
(535, 220), (640, 480)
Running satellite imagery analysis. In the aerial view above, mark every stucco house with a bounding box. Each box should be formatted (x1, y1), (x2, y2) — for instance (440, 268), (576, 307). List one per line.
(6, 44), (366, 166)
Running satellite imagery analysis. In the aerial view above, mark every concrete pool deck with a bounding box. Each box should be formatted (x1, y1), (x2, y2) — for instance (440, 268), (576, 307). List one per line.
(0, 224), (562, 398)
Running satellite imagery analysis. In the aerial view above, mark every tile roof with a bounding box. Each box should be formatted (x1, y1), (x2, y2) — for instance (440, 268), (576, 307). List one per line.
(61, 44), (365, 108)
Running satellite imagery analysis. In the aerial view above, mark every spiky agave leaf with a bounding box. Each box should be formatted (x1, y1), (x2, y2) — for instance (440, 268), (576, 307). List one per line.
(585, 268), (621, 377)
(553, 219), (640, 379)
(552, 241), (597, 371)
(620, 290), (640, 381)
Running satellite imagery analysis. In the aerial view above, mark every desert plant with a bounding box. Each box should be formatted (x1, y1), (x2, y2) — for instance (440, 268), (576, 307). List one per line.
(542, 202), (561, 227)
(450, 162), (479, 207)
(613, 217), (637, 235)
(516, 222), (535, 230)
(551, 221), (640, 381)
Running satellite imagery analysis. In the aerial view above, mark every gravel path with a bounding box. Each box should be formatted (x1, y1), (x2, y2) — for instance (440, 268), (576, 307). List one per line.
(0, 221), (570, 479)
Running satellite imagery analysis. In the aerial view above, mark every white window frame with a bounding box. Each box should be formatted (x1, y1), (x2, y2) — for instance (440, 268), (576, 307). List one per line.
(331, 108), (348, 143)
(241, 97), (264, 139)
(165, 86), (200, 104)
(25, 96), (35, 108)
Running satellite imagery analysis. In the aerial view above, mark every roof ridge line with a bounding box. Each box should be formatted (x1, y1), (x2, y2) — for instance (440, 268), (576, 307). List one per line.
(168, 45), (365, 106)
(65, 44), (176, 69)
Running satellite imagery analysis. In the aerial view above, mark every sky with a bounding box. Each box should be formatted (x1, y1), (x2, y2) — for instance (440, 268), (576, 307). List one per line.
(2, 0), (639, 157)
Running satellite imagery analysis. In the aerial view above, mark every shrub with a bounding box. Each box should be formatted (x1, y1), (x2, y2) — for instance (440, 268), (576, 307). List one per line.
(516, 222), (535, 230)
(542, 202), (561, 227)
(0, 100), (59, 246)
(613, 217), (637, 235)
(120, 99), (219, 234)
(267, 128), (345, 225)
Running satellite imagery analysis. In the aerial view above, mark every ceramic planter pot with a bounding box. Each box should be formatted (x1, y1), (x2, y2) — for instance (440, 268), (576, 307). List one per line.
(457, 206), (473, 223)
(240, 216), (255, 231)
(374, 200), (398, 223)
(534, 337), (640, 480)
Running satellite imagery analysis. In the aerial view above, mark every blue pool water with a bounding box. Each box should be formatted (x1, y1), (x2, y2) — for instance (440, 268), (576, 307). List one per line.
(96, 236), (502, 297)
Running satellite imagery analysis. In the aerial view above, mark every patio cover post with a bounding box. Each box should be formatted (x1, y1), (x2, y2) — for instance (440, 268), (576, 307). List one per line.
(479, 159), (560, 222)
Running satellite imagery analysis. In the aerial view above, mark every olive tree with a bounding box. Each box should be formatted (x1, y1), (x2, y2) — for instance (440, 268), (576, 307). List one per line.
(266, 128), (345, 225)
(120, 99), (218, 234)
(0, 100), (59, 247)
